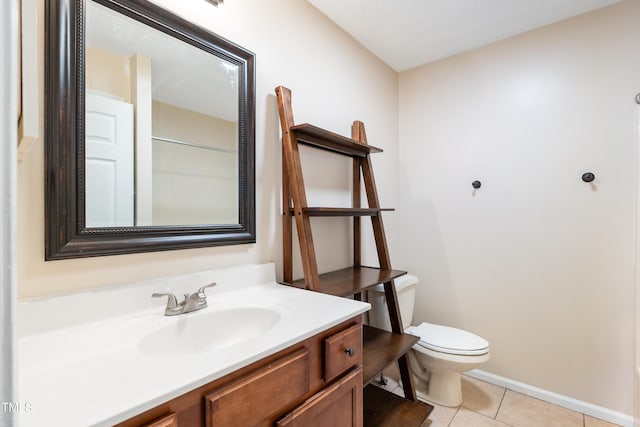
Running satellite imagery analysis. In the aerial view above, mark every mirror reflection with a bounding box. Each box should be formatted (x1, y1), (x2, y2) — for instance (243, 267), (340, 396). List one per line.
(85, 0), (239, 227)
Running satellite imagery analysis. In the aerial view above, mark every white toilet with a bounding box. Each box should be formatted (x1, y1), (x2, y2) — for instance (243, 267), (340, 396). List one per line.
(368, 274), (490, 407)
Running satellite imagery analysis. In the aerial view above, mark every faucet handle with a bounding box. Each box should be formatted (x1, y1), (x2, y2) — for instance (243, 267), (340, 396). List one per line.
(198, 282), (217, 295)
(152, 292), (179, 309)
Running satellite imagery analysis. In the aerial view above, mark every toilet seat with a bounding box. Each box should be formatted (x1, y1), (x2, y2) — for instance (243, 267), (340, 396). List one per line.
(409, 322), (489, 356)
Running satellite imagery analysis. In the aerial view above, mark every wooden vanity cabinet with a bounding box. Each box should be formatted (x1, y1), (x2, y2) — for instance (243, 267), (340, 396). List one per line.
(116, 316), (362, 427)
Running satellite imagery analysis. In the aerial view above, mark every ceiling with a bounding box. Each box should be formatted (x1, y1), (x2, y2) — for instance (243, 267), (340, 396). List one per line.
(307, 0), (623, 72)
(87, 0), (238, 122)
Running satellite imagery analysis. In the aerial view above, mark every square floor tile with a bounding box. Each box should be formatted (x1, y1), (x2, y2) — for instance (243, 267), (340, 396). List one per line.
(496, 390), (583, 427)
(421, 404), (459, 427)
(450, 407), (511, 427)
(461, 375), (506, 418)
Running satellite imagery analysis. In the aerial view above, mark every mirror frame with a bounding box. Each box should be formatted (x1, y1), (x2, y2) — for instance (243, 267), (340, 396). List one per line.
(45, 0), (256, 260)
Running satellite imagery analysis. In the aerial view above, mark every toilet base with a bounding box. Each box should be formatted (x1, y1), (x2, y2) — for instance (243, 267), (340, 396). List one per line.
(414, 370), (463, 407)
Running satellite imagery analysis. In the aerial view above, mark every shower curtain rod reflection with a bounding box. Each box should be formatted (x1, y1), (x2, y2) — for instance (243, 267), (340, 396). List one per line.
(151, 136), (238, 154)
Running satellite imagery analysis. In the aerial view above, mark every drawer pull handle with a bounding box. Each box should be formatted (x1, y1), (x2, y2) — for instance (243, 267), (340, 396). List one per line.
(345, 347), (356, 357)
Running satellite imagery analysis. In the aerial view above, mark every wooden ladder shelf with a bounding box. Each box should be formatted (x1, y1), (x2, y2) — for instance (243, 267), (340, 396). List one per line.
(276, 86), (432, 426)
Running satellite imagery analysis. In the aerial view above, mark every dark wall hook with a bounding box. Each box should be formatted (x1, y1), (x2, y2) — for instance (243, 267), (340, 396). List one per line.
(582, 172), (595, 183)
(472, 181), (482, 189)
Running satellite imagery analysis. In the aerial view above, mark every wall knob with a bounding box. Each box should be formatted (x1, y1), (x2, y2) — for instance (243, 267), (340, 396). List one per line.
(582, 172), (595, 183)
(472, 180), (482, 189)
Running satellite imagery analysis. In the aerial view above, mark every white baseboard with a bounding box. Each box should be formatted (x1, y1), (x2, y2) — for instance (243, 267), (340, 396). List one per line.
(465, 370), (634, 427)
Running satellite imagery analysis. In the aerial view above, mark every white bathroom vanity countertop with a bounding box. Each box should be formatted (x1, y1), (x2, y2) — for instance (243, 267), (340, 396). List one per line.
(17, 264), (370, 427)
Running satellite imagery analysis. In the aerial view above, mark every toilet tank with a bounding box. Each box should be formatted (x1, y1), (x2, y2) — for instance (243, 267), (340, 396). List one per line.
(368, 274), (418, 331)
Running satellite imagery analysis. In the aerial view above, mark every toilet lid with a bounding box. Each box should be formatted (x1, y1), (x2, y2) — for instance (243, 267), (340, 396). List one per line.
(410, 322), (489, 356)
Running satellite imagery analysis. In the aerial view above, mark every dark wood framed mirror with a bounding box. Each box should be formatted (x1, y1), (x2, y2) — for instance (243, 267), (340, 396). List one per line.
(45, 0), (255, 260)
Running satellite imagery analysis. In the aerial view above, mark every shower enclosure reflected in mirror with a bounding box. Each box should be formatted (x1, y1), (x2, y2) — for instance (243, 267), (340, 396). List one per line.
(45, 0), (255, 260)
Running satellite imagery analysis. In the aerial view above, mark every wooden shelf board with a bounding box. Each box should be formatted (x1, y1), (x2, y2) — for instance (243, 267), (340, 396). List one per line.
(289, 207), (394, 217)
(291, 123), (383, 157)
(289, 267), (407, 297)
(362, 325), (419, 386)
(363, 385), (433, 427)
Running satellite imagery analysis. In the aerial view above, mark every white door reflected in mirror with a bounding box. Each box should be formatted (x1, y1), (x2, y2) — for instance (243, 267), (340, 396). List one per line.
(85, 93), (134, 227)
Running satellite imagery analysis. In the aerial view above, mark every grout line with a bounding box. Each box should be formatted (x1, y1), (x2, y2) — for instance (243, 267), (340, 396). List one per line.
(494, 387), (508, 420)
(447, 405), (461, 427)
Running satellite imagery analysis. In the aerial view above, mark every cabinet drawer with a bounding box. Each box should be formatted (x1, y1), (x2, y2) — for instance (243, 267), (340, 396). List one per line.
(324, 323), (362, 382)
(205, 348), (310, 426)
(141, 412), (177, 427)
(276, 367), (363, 427)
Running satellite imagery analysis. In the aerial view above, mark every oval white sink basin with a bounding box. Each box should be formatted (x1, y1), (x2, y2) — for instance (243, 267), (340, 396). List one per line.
(139, 307), (281, 356)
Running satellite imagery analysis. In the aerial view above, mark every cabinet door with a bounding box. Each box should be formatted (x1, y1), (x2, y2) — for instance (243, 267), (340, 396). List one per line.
(276, 367), (363, 427)
(205, 348), (310, 426)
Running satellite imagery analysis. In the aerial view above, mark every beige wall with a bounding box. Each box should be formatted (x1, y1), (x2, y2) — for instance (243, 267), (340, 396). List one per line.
(152, 100), (236, 150)
(86, 46), (131, 101)
(18, 0), (398, 296)
(636, 105), (640, 426)
(152, 101), (238, 225)
(398, 1), (639, 414)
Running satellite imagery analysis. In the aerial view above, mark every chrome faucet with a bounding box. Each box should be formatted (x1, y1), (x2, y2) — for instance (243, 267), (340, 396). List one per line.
(152, 282), (217, 316)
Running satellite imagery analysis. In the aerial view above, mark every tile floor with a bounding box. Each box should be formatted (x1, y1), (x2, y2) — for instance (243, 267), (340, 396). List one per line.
(375, 373), (621, 427)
